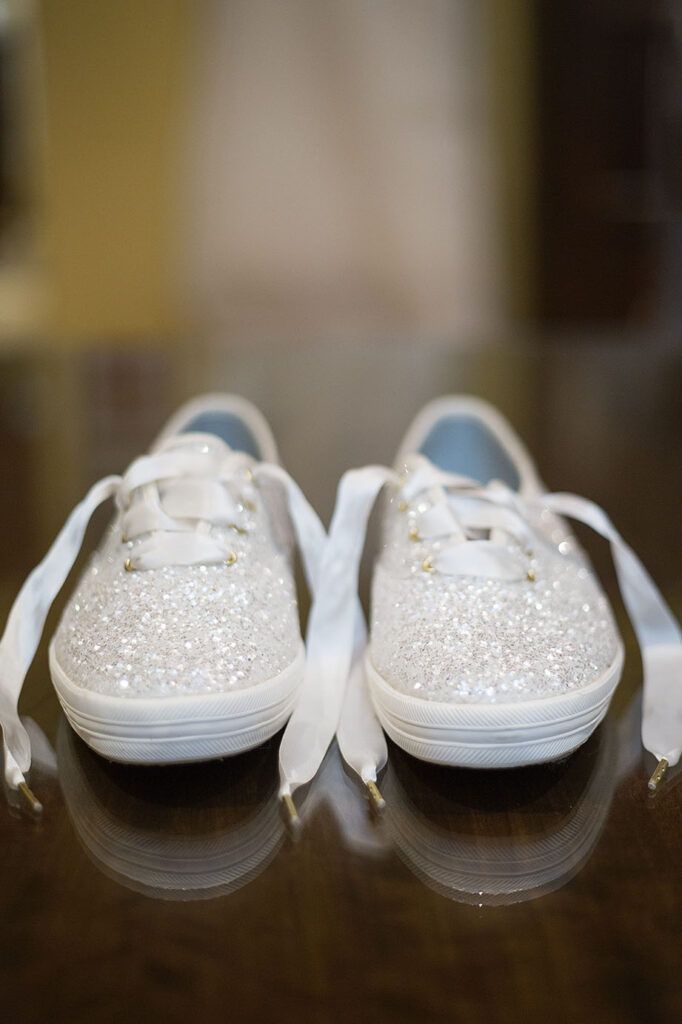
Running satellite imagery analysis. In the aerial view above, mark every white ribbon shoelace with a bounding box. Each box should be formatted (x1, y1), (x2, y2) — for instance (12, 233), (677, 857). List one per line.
(326, 464), (682, 795)
(0, 441), (330, 809)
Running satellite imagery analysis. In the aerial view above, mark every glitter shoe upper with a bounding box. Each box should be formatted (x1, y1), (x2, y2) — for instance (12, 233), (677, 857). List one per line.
(52, 436), (302, 699)
(370, 488), (621, 703)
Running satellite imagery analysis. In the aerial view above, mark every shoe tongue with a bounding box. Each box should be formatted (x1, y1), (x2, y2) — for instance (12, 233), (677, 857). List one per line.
(398, 453), (433, 474)
(399, 453), (487, 488)
(155, 432), (233, 457)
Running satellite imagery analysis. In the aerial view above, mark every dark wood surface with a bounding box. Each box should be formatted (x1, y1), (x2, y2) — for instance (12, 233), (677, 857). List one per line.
(1, 339), (680, 1024)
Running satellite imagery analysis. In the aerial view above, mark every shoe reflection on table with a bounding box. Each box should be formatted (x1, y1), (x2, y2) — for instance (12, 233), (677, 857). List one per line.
(378, 692), (643, 906)
(12, 687), (669, 907)
(56, 717), (287, 901)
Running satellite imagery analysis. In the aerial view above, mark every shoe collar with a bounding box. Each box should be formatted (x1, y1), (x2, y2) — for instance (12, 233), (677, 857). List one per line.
(396, 395), (543, 497)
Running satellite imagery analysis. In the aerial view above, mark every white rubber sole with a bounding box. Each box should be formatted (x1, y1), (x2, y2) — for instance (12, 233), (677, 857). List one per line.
(49, 641), (305, 765)
(366, 644), (624, 769)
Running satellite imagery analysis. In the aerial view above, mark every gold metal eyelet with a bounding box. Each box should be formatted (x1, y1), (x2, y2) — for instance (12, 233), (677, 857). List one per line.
(244, 468), (253, 481)
(124, 558), (135, 572)
(398, 500), (409, 513)
(228, 523), (248, 535)
(224, 551), (237, 567)
(422, 556), (436, 574)
(409, 527), (420, 543)
(526, 568), (536, 582)
(121, 533), (128, 544)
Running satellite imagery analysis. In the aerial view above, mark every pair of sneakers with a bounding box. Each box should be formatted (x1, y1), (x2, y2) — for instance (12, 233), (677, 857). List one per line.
(1, 394), (679, 820)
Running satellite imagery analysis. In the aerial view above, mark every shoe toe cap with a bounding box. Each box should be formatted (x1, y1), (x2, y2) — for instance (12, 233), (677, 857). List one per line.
(52, 557), (301, 698)
(370, 560), (621, 703)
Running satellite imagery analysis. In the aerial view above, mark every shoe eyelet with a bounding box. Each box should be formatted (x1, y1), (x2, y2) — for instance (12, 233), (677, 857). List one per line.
(228, 523), (248, 535)
(422, 556), (436, 574)
(224, 552), (237, 567)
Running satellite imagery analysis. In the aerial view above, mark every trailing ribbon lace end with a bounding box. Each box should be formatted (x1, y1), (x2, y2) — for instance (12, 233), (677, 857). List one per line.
(337, 613), (388, 800)
(2, 741), (42, 815)
(540, 493), (682, 777)
(0, 475), (122, 803)
(277, 467), (393, 802)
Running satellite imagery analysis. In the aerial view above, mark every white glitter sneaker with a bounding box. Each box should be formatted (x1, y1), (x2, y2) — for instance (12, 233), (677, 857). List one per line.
(325, 396), (682, 804)
(0, 395), (326, 814)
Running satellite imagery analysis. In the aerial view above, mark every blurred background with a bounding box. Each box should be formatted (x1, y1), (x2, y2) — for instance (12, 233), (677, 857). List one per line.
(0, 0), (680, 629)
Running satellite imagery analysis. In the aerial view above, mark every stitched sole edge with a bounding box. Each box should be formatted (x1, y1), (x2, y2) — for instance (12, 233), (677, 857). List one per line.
(49, 641), (305, 764)
(366, 644), (624, 768)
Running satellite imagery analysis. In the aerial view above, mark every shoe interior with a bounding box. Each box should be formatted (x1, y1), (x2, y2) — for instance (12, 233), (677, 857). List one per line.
(418, 414), (520, 489)
(181, 410), (263, 459)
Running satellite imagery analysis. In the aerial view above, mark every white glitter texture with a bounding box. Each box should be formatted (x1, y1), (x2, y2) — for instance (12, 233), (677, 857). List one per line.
(53, 476), (301, 699)
(370, 487), (621, 703)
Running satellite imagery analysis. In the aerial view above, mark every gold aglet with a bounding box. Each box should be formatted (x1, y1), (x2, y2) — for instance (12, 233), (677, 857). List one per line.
(409, 527), (420, 543)
(648, 758), (669, 791)
(526, 568), (536, 582)
(398, 500), (409, 513)
(224, 552), (237, 567)
(365, 779), (386, 813)
(18, 781), (43, 816)
(422, 556), (436, 574)
(281, 793), (301, 831)
(124, 558), (135, 572)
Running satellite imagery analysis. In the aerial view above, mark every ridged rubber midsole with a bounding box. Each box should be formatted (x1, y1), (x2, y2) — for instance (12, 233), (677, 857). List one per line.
(366, 644), (624, 767)
(49, 640), (305, 763)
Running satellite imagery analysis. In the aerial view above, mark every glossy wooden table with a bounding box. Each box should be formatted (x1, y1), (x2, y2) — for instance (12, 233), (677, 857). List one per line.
(1, 338), (680, 1024)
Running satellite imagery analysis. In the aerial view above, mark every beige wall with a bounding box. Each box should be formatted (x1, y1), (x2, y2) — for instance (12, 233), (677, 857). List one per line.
(13, 1), (535, 347)
(39, 0), (192, 342)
